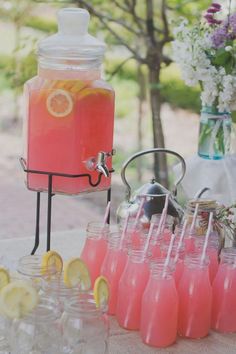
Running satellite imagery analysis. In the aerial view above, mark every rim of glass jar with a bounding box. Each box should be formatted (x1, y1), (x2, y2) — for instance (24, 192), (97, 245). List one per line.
(64, 294), (103, 317)
(42, 274), (80, 297)
(38, 54), (103, 71)
(17, 255), (58, 278)
(86, 222), (109, 239)
(184, 254), (210, 268)
(220, 247), (236, 262)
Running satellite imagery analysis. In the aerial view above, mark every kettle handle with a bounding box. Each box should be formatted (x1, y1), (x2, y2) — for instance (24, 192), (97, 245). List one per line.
(121, 148), (186, 201)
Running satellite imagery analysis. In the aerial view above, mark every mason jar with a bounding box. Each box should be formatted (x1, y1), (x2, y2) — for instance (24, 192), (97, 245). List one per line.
(9, 297), (62, 354)
(61, 293), (109, 354)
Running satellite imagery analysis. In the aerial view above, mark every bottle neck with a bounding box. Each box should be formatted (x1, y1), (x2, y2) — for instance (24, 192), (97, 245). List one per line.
(220, 247), (236, 264)
(184, 254), (209, 269)
(86, 222), (109, 240)
(150, 261), (174, 279)
(128, 249), (146, 263)
(108, 232), (122, 249)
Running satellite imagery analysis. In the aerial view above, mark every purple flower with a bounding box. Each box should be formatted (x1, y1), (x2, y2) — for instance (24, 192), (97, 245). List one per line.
(211, 25), (228, 47)
(211, 3), (221, 10)
(229, 13), (236, 34)
(207, 8), (219, 13)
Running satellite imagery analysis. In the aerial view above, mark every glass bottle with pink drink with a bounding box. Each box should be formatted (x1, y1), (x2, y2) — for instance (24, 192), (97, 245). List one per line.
(211, 247), (236, 333)
(80, 222), (109, 286)
(100, 231), (127, 315)
(193, 235), (219, 284)
(116, 248), (149, 330)
(23, 8), (115, 194)
(178, 255), (212, 339)
(140, 261), (178, 348)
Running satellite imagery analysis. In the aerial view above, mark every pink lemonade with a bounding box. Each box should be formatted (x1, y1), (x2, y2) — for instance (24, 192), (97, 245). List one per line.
(140, 264), (178, 348)
(23, 9), (115, 194)
(80, 222), (109, 286)
(211, 248), (236, 333)
(25, 75), (114, 194)
(116, 250), (149, 330)
(178, 256), (212, 339)
(101, 249), (127, 315)
(100, 232), (127, 315)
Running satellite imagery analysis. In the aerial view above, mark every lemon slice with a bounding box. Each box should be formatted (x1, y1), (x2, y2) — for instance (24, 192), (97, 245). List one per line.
(0, 267), (10, 291)
(77, 87), (113, 100)
(64, 258), (91, 290)
(46, 89), (73, 118)
(0, 280), (38, 319)
(93, 276), (109, 309)
(41, 250), (63, 275)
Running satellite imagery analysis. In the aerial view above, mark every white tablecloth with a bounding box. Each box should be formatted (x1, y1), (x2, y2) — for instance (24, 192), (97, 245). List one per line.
(1, 230), (236, 354)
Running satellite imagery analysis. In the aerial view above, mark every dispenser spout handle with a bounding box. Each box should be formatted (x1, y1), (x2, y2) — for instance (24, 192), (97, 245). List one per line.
(96, 151), (110, 178)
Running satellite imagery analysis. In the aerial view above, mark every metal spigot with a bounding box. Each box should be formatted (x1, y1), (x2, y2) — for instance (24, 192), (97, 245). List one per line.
(96, 151), (110, 178)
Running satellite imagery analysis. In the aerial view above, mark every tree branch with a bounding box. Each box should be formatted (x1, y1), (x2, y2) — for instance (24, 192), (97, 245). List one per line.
(161, 0), (169, 43)
(77, 0), (145, 62)
(146, 0), (156, 45)
(107, 56), (135, 80)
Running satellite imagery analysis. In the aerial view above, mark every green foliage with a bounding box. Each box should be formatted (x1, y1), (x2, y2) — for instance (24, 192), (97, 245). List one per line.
(161, 64), (201, 112)
(24, 16), (57, 33)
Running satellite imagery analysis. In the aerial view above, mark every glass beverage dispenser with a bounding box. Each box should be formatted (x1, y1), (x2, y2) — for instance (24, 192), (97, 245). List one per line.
(23, 8), (115, 194)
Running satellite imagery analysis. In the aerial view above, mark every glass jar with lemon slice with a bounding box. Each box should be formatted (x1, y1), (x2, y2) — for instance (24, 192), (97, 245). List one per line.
(17, 251), (62, 289)
(23, 8), (115, 194)
(42, 256), (92, 313)
(61, 277), (109, 354)
(9, 297), (63, 354)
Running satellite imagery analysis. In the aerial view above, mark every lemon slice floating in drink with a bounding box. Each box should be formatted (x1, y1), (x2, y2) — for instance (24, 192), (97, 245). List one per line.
(0, 267), (10, 291)
(0, 280), (38, 319)
(94, 276), (109, 309)
(64, 257), (91, 290)
(41, 250), (63, 275)
(46, 89), (73, 118)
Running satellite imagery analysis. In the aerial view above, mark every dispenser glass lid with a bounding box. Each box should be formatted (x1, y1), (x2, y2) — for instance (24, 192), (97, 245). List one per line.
(38, 8), (106, 60)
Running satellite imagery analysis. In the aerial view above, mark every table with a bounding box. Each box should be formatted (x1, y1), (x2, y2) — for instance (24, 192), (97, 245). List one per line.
(2, 230), (236, 354)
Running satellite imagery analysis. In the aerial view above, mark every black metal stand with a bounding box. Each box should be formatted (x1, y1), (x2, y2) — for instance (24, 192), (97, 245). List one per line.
(20, 158), (113, 255)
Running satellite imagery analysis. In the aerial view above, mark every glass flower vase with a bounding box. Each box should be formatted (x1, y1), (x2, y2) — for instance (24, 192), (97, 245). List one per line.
(198, 106), (231, 160)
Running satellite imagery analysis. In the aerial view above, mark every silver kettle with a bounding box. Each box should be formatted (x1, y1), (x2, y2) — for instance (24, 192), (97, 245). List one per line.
(116, 148), (186, 225)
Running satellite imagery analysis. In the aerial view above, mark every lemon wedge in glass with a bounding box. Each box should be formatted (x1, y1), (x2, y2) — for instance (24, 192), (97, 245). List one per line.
(41, 250), (63, 275)
(93, 276), (109, 309)
(0, 280), (38, 319)
(64, 258), (91, 290)
(0, 267), (10, 291)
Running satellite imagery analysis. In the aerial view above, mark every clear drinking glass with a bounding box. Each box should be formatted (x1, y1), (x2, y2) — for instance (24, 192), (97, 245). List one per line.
(17, 255), (58, 289)
(9, 297), (62, 354)
(61, 293), (109, 354)
(42, 275), (79, 314)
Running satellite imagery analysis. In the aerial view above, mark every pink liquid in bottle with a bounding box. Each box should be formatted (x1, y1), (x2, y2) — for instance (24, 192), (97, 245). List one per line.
(140, 262), (178, 348)
(24, 9), (115, 194)
(212, 248), (236, 333)
(80, 222), (108, 286)
(178, 255), (212, 339)
(100, 232), (127, 315)
(116, 249), (149, 330)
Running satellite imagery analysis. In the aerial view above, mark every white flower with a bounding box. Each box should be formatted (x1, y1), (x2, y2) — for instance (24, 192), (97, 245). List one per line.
(225, 46), (233, 52)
